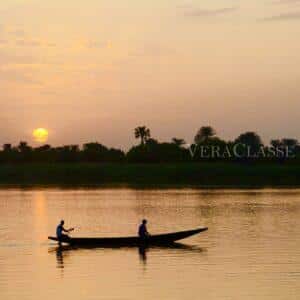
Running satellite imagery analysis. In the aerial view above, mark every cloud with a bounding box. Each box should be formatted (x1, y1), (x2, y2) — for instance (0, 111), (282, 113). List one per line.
(262, 11), (300, 21)
(183, 6), (238, 17)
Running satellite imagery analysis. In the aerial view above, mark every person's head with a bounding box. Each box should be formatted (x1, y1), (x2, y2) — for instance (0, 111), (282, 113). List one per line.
(142, 219), (147, 225)
(60, 220), (64, 225)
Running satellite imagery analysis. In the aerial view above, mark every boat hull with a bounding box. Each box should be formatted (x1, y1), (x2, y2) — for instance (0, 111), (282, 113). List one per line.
(48, 227), (208, 247)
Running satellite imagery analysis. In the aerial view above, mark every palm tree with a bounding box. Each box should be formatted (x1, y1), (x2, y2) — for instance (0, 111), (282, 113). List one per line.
(172, 138), (186, 147)
(134, 126), (151, 145)
(194, 126), (216, 144)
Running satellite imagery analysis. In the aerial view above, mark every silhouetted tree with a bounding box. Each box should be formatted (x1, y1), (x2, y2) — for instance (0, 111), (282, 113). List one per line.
(127, 135), (190, 163)
(1, 143), (15, 162)
(271, 139), (282, 148)
(15, 141), (32, 162)
(83, 142), (106, 152)
(271, 138), (299, 160)
(33, 144), (53, 162)
(281, 138), (298, 148)
(234, 132), (263, 157)
(172, 138), (186, 147)
(83, 142), (109, 161)
(82, 142), (124, 162)
(54, 145), (78, 162)
(134, 126), (151, 145)
(194, 126), (216, 144)
(36, 144), (51, 151)
(18, 141), (31, 153)
(145, 138), (158, 146)
(3, 144), (12, 152)
(0, 127), (299, 164)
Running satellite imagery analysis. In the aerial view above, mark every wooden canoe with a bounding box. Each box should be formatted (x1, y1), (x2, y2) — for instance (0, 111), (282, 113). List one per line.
(48, 227), (208, 247)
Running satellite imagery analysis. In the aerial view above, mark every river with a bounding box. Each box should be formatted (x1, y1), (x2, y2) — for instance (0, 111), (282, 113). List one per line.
(0, 188), (300, 300)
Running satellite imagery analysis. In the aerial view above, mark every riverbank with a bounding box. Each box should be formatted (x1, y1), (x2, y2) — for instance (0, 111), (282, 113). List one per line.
(0, 162), (299, 187)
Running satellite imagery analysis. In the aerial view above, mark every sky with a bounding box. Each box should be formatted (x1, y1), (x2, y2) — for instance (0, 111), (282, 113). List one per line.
(1, 0), (300, 149)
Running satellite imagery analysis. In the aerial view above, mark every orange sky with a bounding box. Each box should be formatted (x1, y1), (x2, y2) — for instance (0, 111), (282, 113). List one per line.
(1, 1), (300, 148)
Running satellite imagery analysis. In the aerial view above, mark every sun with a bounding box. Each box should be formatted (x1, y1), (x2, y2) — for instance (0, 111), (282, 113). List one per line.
(33, 128), (49, 143)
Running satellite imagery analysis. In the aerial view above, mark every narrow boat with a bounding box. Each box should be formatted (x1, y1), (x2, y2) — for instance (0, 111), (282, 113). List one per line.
(48, 227), (208, 247)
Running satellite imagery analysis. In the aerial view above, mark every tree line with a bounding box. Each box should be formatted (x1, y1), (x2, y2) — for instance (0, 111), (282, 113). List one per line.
(0, 126), (299, 163)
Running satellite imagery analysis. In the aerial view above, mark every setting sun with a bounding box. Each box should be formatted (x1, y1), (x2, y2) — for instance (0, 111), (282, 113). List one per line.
(33, 128), (49, 143)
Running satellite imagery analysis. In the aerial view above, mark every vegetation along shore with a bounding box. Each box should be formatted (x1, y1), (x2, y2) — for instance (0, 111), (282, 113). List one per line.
(0, 162), (299, 186)
(0, 126), (299, 186)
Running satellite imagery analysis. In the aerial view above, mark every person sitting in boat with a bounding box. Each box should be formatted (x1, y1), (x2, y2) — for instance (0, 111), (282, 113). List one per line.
(56, 220), (73, 240)
(138, 219), (150, 239)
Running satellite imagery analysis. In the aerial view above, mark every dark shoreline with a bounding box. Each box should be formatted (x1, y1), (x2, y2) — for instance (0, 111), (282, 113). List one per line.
(1, 185), (300, 191)
(0, 162), (299, 188)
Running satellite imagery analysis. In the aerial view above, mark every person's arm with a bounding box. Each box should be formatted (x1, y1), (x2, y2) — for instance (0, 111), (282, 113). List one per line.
(62, 227), (74, 233)
(145, 227), (150, 236)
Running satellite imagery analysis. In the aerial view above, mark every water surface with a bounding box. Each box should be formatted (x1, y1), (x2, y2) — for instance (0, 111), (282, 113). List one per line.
(0, 188), (300, 300)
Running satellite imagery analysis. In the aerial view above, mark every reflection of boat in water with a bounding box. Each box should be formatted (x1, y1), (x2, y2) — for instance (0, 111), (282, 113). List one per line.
(48, 227), (208, 247)
(137, 242), (205, 264)
(49, 242), (206, 267)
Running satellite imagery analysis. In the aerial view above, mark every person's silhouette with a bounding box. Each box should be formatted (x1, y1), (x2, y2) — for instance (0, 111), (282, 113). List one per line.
(138, 219), (149, 239)
(56, 220), (73, 243)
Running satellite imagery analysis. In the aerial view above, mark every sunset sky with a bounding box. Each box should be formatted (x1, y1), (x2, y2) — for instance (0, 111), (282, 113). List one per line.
(1, 0), (300, 148)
